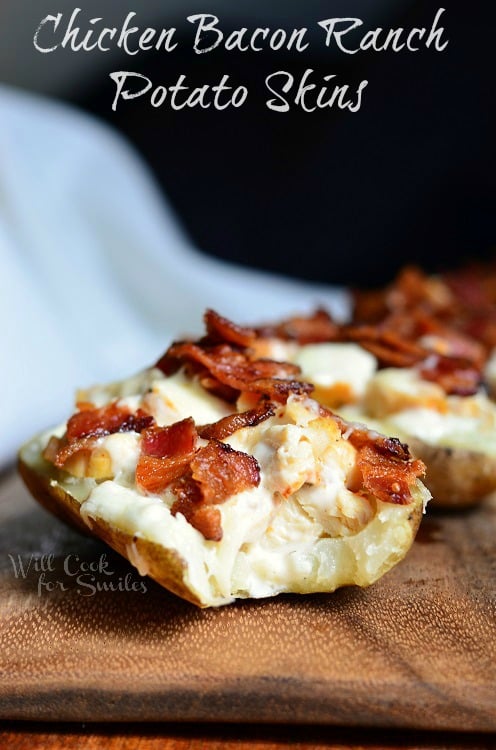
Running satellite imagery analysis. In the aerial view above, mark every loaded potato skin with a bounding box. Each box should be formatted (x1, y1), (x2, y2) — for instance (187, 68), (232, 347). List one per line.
(18, 310), (429, 607)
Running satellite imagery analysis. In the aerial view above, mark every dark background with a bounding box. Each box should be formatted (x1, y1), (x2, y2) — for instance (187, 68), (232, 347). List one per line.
(49, 0), (495, 287)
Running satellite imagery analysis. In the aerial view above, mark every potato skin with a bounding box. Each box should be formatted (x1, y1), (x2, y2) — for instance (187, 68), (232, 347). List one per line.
(406, 497), (424, 537)
(407, 437), (496, 509)
(18, 456), (205, 607)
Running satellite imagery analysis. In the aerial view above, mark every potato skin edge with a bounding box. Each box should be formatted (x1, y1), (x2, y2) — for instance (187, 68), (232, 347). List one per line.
(17, 456), (206, 607)
(407, 497), (423, 539)
(407, 437), (496, 509)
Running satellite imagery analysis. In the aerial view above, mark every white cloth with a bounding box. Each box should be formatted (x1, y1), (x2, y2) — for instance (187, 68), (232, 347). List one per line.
(0, 85), (347, 466)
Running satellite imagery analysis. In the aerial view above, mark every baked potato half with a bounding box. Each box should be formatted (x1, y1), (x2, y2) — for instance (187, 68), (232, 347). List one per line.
(18, 312), (429, 607)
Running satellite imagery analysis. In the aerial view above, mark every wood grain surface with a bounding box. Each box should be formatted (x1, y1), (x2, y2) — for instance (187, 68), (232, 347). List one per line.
(1, 722), (494, 750)
(1, 469), (495, 732)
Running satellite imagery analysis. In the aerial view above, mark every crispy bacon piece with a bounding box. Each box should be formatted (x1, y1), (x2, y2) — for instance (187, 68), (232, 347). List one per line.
(162, 342), (312, 402)
(197, 374), (240, 403)
(52, 436), (97, 469)
(443, 264), (496, 311)
(156, 309), (313, 403)
(66, 403), (153, 441)
(352, 266), (456, 323)
(136, 454), (195, 494)
(341, 323), (482, 394)
(356, 444), (425, 505)
(155, 350), (181, 377)
(419, 322), (485, 369)
(198, 402), (276, 440)
(369, 309), (486, 367)
(169, 441), (260, 541)
(191, 440), (260, 505)
(342, 325), (426, 368)
(322, 406), (425, 504)
(185, 504), (223, 542)
(204, 309), (257, 347)
(141, 418), (196, 458)
(328, 408), (410, 458)
(51, 404), (154, 469)
(171, 474), (222, 542)
(351, 263), (496, 368)
(137, 418), (260, 539)
(66, 403), (123, 440)
(256, 308), (339, 344)
(419, 355), (480, 396)
(463, 312), (496, 351)
(136, 419), (198, 494)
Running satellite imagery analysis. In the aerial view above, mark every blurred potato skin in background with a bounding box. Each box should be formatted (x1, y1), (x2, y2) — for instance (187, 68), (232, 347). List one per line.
(1, 0), (494, 287)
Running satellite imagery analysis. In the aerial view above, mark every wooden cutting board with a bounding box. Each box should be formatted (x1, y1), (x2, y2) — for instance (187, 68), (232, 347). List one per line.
(1, 469), (495, 731)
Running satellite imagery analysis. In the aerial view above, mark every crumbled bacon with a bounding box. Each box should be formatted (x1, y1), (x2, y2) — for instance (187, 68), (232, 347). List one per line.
(136, 419), (198, 494)
(119, 411), (155, 434)
(156, 309), (314, 404)
(321, 406), (425, 504)
(419, 355), (480, 396)
(50, 403), (154, 469)
(191, 440), (260, 505)
(136, 454), (195, 494)
(463, 312), (496, 351)
(161, 341), (312, 402)
(167, 441), (260, 541)
(443, 264), (496, 311)
(141, 418), (196, 458)
(364, 308), (486, 368)
(352, 266), (456, 323)
(134, 410), (260, 539)
(66, 403), (153, 441)
(197, 374), (239, 403)
(341, 325), (426, 369)
(351, 263), (496, 377)
(171, 474), (222, 542)
(204, 309), (257, 347)
(52, 436), (97, 469)
(328, 409), (409, 458)
(198, 401), (276, 440)
(341, 322), (482, 394)
(256, 308), (339, 344)
(356, 444), (425, 505)
(185, 504), (223, 542)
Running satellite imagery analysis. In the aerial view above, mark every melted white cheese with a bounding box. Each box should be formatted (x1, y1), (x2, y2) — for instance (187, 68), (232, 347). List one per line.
(386, 404), (496, 454)
(293, 343), (377, 398)
(104, 432), (141, 483)
(341, 366), (496, 455)
(148, 370), (232, 425)
(363, 367), (447, 418)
